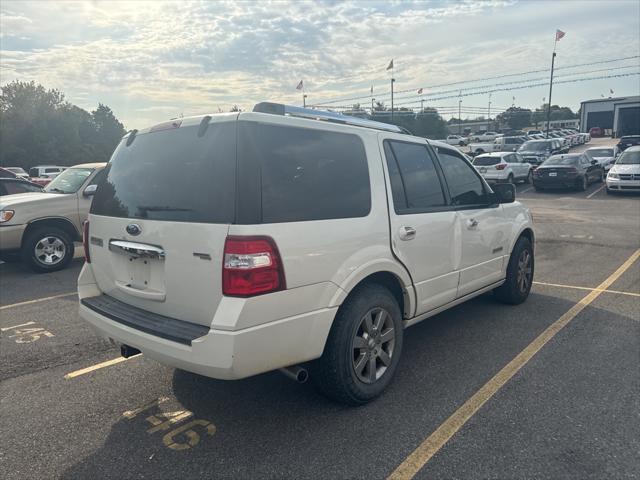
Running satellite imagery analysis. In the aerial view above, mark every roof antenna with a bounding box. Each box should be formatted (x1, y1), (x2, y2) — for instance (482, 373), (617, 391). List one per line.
(197, 116), (212, 137)
(125, 129), (138, 147)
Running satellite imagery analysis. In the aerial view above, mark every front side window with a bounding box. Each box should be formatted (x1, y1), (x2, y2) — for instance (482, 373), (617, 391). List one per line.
(437, 149), (490, 207)
(384, 141), (446, 213)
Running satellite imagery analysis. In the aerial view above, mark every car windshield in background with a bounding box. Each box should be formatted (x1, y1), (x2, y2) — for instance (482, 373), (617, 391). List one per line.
(543, 155), (579, 166)
(520, 141), (550, 151)
(616, 151), (640, 164)
(473, 157), (500, 166)
(44, 168), (93, 193)
(586, 149), (614, 157)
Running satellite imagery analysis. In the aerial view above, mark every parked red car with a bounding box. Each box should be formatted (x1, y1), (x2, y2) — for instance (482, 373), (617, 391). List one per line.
(589, 126), (604, 137)
(29, 177), (53, 187)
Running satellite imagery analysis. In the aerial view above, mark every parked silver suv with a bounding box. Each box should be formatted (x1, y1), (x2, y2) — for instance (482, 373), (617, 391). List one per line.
(78, 103), (535, 405)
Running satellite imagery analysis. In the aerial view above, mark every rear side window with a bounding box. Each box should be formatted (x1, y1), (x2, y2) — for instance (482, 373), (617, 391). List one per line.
(473, 156), (500, 166)
(91, 122), (236, 223)
(238, 122), (370, 223)
(437, 149), (490, 207)
(384, 141), (446, 212)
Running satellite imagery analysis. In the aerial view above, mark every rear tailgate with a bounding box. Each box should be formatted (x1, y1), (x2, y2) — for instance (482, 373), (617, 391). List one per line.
(87, 115), (237, 327)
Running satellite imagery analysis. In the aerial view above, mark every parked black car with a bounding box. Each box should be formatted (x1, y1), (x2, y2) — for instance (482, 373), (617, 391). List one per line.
(0, 177), (44, 196)
(518, 139), (566, 166)
(533, 153), (604, 191)
(616, 135), (640, 152)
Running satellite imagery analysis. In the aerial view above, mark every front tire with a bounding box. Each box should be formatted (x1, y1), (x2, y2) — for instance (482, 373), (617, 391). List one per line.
(524, 170), (532, 184)
(21, 227), (74, 273)
(312, 284), (403, 405)
(494, 236), (534, 305)
(577, 175), (588, 191)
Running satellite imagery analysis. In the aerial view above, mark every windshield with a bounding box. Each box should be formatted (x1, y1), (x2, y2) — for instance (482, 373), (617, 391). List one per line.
(542, 155), (579, 166)
(473, 156), (500, 166)
(586, 149), (614, 158)
(519, 141), (550, 152)
(44, 168), (93, 193)
(616, 150), (640, 165)
(6, 167), (26, 174)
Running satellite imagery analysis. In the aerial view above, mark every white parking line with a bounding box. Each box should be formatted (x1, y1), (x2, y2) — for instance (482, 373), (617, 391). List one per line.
(586, 184), (606, 199)
(0, 292), (77, 311)
(519, 186), (533, 194)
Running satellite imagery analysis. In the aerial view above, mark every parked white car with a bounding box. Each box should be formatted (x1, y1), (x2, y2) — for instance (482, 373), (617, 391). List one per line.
(78, 102), (535, 405)
(472, 152), (532, 184)
(468, 136), (524, 155)
(606, 146), (640, 194)
(443, 134), (469, 146)
(472, 131), (500, 142)
(28, 165), (66, 179)
(584, 146), (619, 173)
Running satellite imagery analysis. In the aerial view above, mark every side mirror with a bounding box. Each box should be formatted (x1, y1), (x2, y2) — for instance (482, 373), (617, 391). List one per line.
(491, 183), (516, 204)
(83, 184), (97, 197)
(590, 159), (598, 165)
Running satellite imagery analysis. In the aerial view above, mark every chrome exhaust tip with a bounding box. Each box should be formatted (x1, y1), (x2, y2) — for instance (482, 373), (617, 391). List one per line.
(279, 365), (309, 383)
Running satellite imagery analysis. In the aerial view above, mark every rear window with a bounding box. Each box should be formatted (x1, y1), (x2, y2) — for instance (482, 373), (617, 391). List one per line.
(91, 122), (236, 223)
(238, 122), (371, 223)
(473, 156), (500, 166)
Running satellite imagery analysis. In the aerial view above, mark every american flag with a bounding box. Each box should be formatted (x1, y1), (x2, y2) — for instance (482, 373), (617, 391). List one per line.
(417, 88), (423, 94)
(555, 29), (565, 41)
(296, 80), (304, 90)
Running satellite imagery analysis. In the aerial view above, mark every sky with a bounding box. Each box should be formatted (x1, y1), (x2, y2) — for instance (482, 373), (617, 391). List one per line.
(1, 0), (639, 129)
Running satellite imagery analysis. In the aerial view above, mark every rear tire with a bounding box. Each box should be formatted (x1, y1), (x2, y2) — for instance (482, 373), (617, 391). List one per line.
(21, 227), (74, 273)
(0, 253), (21, 263)
(494, 236), (534, 305)
(507, 173), (514, 184)
(577, 175), (588, 191)
(311, 284), (403, 405)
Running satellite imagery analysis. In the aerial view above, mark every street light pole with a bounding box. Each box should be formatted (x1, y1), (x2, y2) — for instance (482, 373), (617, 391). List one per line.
(458, 97), (462, 135)
(303, 94), (307, 108)
(371, 98), (375, 115)
(488, 93), (492, 129)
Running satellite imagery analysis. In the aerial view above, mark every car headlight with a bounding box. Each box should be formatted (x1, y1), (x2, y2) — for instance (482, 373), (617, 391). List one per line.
(608, 172), (619, 179)
(0, 210), (15, 222)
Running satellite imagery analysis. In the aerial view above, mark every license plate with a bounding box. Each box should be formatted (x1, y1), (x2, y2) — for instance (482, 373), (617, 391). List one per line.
(479, 167), (487, 173)
(549, 172), (557, 176)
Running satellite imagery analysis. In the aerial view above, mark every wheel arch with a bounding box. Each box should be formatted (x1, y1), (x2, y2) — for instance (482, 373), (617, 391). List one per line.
(330, 261), (414, 320)
(22, 217), (81, 247)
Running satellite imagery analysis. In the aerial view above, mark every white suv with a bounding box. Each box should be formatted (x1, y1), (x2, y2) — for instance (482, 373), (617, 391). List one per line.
(78, 103), (535, 405)
(472, 152), (533, 184)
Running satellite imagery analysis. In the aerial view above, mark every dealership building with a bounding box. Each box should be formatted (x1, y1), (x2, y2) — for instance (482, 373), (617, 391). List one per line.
(579, 95), (640, 137)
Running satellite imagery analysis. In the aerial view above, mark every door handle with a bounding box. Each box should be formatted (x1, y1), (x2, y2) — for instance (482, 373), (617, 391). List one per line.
(398, 226), (416, 241)
(467, 218), (479, 229)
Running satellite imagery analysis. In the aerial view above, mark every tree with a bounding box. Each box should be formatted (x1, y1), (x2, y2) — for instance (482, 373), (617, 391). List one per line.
(229, 105), (241, 112)
(0, 81), (126, 169)
(495, 107), (532, 130)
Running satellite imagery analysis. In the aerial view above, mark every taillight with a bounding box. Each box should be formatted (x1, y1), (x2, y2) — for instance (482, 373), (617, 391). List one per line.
(495, 163), (507, 170)
(223, 236), (285, 297)
(82, 220), (91, 263)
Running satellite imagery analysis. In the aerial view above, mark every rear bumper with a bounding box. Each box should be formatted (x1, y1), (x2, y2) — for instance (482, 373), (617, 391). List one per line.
(0, 224), (26, 251)
(78, 265), (337, 380)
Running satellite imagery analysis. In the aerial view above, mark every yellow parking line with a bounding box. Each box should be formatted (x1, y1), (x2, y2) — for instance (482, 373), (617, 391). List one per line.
(64, 354), (142, 379)
(0, 292), (77, 311)
(533, 281), (640, 297)
(388, 248), (640, 480)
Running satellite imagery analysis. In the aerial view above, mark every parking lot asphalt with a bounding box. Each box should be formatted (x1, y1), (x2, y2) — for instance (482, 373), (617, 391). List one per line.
(1, 146), (638, 479)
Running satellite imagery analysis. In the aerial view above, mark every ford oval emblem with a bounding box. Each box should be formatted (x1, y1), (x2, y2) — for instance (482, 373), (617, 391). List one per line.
(126, 224), (141, 236)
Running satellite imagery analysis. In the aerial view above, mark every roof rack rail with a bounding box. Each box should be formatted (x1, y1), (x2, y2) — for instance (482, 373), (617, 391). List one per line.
(253, 102), (404, 134)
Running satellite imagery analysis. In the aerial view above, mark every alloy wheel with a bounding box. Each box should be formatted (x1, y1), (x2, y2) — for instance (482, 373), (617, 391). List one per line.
(351, 307), (396, 384)
(516, 249), (532, 293)
(34, 236), (66, 266)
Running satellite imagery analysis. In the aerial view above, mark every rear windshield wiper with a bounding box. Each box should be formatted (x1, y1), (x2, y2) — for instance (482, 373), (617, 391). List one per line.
(47, 187), (66, 193)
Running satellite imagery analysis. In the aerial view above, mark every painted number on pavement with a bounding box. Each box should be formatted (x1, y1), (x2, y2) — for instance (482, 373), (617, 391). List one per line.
(1, 321), (55, 343)
(123, 397), (216, 451)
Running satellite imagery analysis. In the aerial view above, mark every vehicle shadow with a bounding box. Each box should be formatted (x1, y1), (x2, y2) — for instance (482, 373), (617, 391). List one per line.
(59, 292), (638, 480)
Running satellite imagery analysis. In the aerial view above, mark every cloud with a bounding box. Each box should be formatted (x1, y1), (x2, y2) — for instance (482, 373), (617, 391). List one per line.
(1, 0), (638, 128)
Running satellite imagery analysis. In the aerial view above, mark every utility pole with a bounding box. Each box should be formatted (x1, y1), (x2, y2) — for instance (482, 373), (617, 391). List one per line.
(421, 98), (424, 112)
(303, 94), (307, 108)
(371, 98), (375, 115)
(488, 93), (492, 129)
(390, 78), (395, 120)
